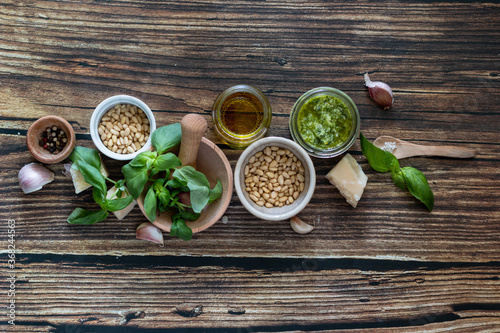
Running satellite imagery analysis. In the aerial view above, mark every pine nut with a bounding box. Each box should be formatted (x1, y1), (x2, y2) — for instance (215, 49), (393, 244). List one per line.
(243, 146), (307, 208)
(98, 103), (151, 155)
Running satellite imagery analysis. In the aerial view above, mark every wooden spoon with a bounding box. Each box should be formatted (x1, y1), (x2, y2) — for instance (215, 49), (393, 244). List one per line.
(373, 136), (477, 159)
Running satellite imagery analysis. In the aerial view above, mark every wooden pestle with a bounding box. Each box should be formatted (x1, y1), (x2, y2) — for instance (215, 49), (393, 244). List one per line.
(178, 114), (208, 168)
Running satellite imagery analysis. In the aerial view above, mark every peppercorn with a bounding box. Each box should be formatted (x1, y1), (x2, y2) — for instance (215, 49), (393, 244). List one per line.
(40, 126), (67, 154)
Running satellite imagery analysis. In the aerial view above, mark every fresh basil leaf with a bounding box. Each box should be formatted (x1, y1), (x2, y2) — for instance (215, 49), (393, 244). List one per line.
(70, 146), (101, 170)
(170, 214), (193, 241)
(113, 179), (128, 198)
(152, 178), (166, 192)
(144, 186), (157, 222)
(208, 180), (223, 204)
(122, 164), (149, 199)
(179, 210), (200, 221)
(188, 186), (210, 213)
(77, 160), (107, 194)
(166, 178), (186, 189)
(360, 133), (400, 173)
(105, 195), (134, 212)
(129, 151), (157, 169)
(153, 153), (182, 171)
(173, 166), (212, 213)
(92, 187), (107, 208)
(152, 123), (182, 155)
(67, 208), (109, 225)
(401, 167), (434, 211)
(173, 166), (211, 188)
(157, 187), (171, 208)
(391, 169), (406, 191)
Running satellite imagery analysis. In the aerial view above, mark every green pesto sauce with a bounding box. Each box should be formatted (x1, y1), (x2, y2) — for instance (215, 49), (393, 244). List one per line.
(297, 95), (352, 150)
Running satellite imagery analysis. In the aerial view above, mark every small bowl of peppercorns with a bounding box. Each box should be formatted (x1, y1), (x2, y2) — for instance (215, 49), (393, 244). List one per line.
(26, 115), (76, 164)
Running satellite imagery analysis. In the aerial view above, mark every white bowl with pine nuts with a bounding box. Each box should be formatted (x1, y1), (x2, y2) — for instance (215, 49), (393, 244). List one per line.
(90, 95), (156, 160)
(234, 137), (316, 221)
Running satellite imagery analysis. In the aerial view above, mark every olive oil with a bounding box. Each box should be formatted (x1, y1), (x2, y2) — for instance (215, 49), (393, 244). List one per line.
(212, 85), (271, 149)
(220, 92), (263, 136)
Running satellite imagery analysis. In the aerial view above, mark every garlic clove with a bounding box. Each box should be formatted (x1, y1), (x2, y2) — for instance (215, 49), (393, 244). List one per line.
(290, 216), (315, 234)
(62, 163), (72, 178)
(136, 222), (164, 245)
(364, 73), (394, 109)
(18, 163), (55, 194)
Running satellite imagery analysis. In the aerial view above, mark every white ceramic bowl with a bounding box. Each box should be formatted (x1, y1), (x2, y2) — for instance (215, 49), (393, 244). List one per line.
(234, 137), (316, 221)
(90, 95), (156, 161)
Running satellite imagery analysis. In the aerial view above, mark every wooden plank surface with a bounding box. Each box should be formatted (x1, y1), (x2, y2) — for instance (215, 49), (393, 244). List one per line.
(0, 0), (499, 331)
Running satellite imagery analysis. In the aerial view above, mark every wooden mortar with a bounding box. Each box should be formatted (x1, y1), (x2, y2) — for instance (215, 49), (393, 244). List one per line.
(137, 114), (233, 234)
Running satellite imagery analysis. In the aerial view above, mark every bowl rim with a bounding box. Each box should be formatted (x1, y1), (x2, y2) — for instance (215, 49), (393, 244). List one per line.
(26, 115), (76, 164)
(90, 95), (156, 161)
(234, 136), (316, 221)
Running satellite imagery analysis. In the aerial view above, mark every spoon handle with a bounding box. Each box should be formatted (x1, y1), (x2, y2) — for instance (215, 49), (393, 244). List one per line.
(395, 144), (477, 159)
(178, 114), (208, 168)
(412, 145), (477, 158)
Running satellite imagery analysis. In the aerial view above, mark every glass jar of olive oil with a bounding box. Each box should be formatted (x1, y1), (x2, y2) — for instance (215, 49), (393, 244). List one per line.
(212, 85), (272, 149)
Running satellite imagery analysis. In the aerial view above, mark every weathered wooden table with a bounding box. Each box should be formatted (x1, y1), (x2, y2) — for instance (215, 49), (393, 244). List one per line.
(1, 1), (499, 332)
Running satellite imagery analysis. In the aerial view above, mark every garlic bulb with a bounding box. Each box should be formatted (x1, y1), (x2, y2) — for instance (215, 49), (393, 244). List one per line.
(136, 222), (164, 245)
(18, 163), (55, 194)
(364, 73), (394, 109)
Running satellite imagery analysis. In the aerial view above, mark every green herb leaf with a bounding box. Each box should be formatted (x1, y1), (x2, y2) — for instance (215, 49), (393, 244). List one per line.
(152, 123), (182, 155)
(70, 146), (101, 170)
(173, 166), (211, 213)
(92, 187), (106, 208)
(67, 208), (109, 225)
(122, 164), (149, 199)
(114, 179), (127, 198)
(156, 187), (171, 209)
(129, 151), (157, 169)
(144, 186), (158, 222)
(76, 160), (107, 194)
(166, 178), (186, 189)
(105, 195), (134, 212)
(391, 169), (406, 191)
(178, 210), (200, 221)
(360, 133), (399, 173)
(173, 166), (210, 188)
(208, 180), (223, 204)
(186, 186), (210, 213)
(401, 167), (434, 211)
(153, 152), (182, 171)
(170, 214), (193, 241)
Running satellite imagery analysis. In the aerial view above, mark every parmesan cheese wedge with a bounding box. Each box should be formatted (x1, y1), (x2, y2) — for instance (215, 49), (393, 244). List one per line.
(326, 153), (368, 208)
(68, 161), (109, 194)
(106, 186), (137, 220)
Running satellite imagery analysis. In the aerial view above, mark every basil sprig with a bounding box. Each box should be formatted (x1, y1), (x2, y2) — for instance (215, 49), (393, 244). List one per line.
(67, 147), (133, 225)
(122, 123), (222, 241)
(67, 123), (223, 241)
(360, 133), (434, 211)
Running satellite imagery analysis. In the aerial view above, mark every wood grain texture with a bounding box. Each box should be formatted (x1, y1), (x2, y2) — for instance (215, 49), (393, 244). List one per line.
(1, 255), (499, 332)
(0, 0), (499, 331)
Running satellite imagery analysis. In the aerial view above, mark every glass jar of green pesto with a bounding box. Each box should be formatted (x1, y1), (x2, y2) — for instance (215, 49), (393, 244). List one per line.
(289, 87), (360, 158)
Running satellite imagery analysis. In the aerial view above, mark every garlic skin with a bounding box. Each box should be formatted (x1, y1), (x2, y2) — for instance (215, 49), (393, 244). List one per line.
(290, 216), (315, 234)
(136, 222), (164, 245)
(364, 73), (394, 109)
(18, 163), (55, 194)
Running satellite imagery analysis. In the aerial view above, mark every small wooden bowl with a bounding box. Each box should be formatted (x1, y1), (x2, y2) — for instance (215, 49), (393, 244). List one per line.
(137, 137), (233, 234)
(26, 116), (76, 164)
